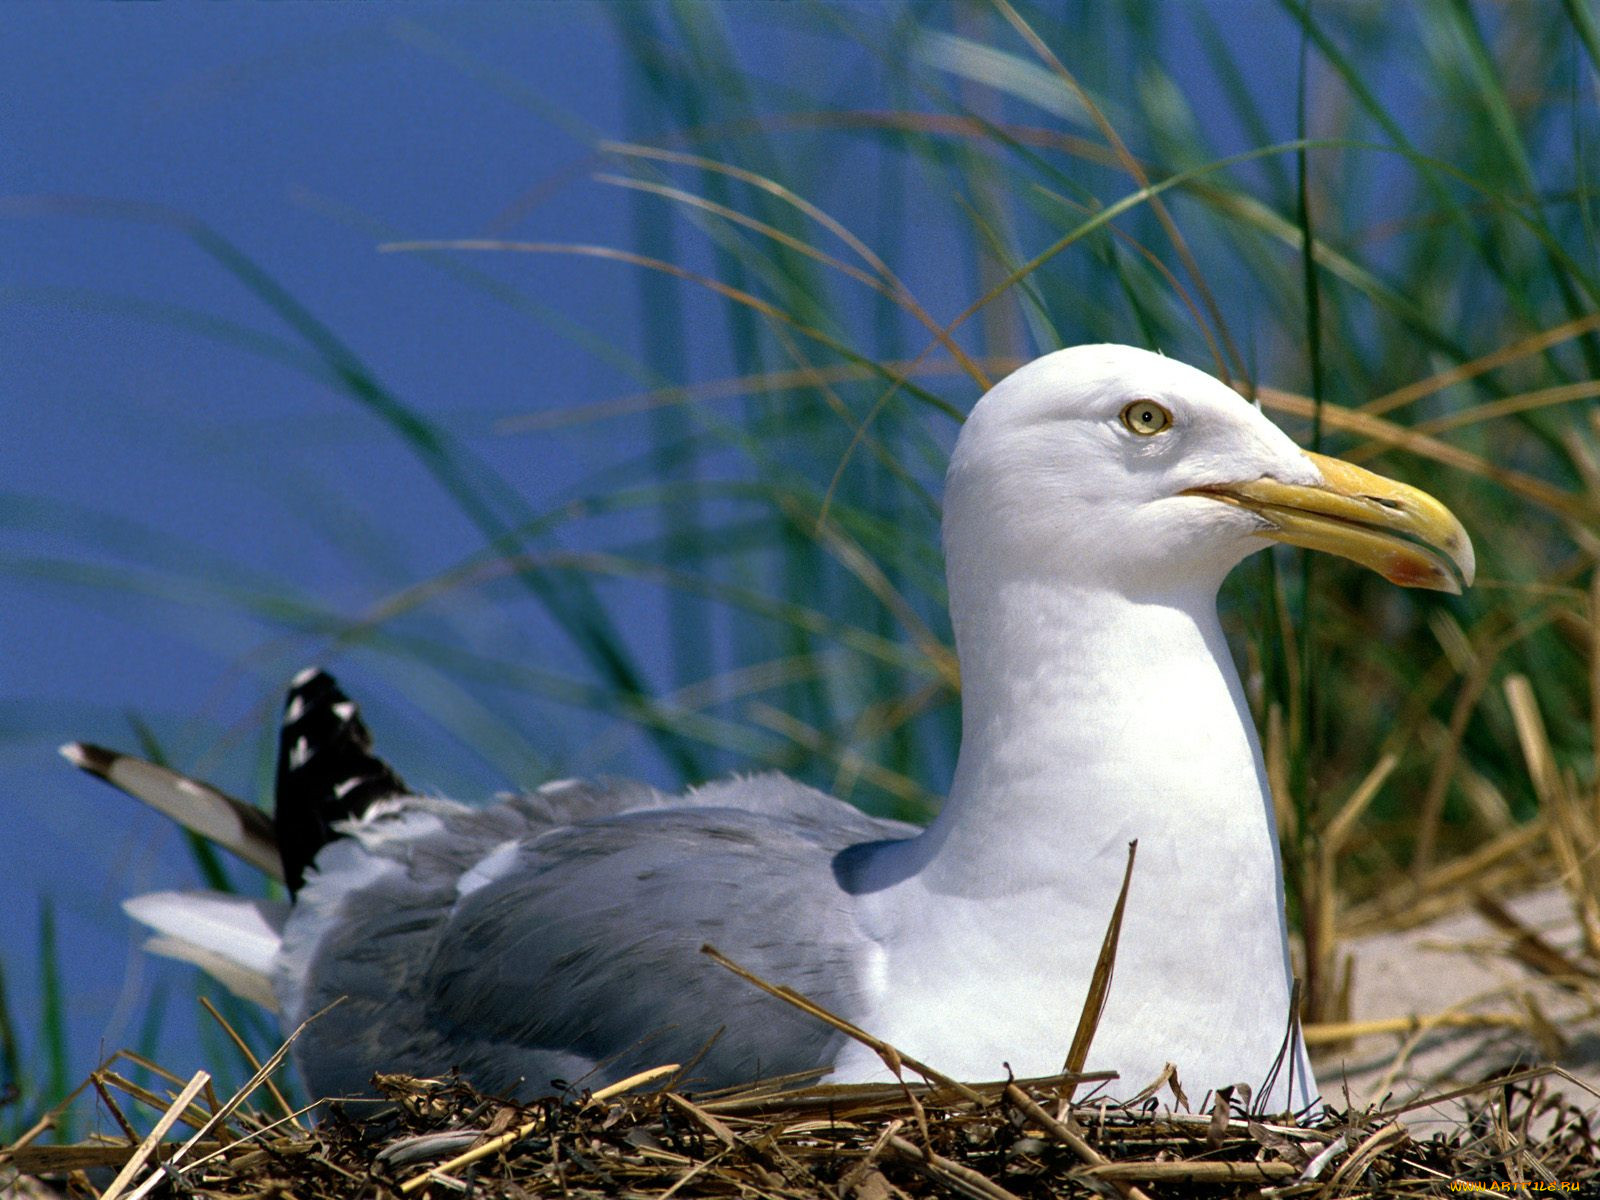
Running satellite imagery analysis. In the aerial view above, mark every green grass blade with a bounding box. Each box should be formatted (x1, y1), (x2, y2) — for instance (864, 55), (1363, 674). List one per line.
(37, 901), (70, 1142)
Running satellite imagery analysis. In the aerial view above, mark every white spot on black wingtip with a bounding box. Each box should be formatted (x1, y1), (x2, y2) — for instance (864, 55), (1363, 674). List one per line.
(60, 741), (120, 778)
(291, 665), (323, 688)
(284, 695), (307, 724)
(332, 701), (356, 722)
(289, 737), (311, 770)
(60, 742), (96, 771)
(333, 776), (363, 800)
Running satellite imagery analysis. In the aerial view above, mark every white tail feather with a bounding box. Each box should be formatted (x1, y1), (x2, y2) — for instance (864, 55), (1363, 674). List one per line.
(124, 891), (289, 1013)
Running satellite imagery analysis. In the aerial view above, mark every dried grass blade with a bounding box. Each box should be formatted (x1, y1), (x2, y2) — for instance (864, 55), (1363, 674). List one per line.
(1315, 754), (1397, 1011)
(1505, 674), (1569, 810)
(989, 0), (1240, 382)
(1297, 1131), (1349, 1182)
(98, 1070), (210, 1200)
(597, 141), (989, 385)
(700, 944), (984, 1104)
(497, 358), (1000, 435)
(590, 1064), (681, 1104)
(885, 1133), (1023, 1200)
(1083, 1160), (1298, 1183)
(1003, 1084), (1152, 1200)
(744, 702), (930, 805)
(1267, 704), (1295, 840)
(0, 1114), (57, 1163)
(179, 1101), (321, 1174)
(595, 172), (890, 295)
(654, 1146), (734, 1200)
(664, 1092), (737, 1148)
(1414, 379), (1600, 437)
(198, 995), (300, 1129)
(379, 239), (962, 420)
(1363, 311), (1600, 418)
(1302, 1011), (1529, 1045)
(1541, 791), (1600, 961)
(594, 170), (989, 392)
(1, 1052), (129, 1168)
(787, 496), (958, 688)
(1501, 674), (1600, 952)
(88, 1073), (140, 1145)
(107, 1051), (191, 1091)
(600, 142), (899, 287)
(121, 1015), (314, 1200)
(1324, 752), (1399, 856)
(92, 1070), (210, 1133)
(1259, 387), (1592, 521)
(1362, 818), (1546, 926)
(1382, 1065), (1555, 1119)
(835, 1117), (903, 1200)
(6, 1144), (195, 1175)
(1061, 840), (1137, 1100)
(1413, 649), (1499, 886)
(397, 1063), (676, 1195)
(1593, 569), (1600, 831)
(1319, 1119), (1406, 1194)
(1473, 892), (1600, 987)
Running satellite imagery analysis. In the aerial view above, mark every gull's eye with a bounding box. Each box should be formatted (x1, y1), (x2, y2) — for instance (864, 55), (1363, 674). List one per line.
(1120, 399), (1173, 437)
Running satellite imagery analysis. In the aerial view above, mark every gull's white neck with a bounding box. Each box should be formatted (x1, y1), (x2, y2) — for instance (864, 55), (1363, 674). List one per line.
(913, 577), (1272, 894)
(843, 569), (1315, 1109)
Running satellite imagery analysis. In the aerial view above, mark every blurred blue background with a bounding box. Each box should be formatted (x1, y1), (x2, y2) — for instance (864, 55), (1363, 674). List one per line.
(6, 3), (673, 1096)
(5, 2), (747, 1106)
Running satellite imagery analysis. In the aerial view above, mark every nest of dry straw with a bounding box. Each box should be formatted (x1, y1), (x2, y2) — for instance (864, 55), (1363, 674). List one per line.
(7, 901), (1600, 1198)
(10, 832), (1600, 1200)
(6, 1050), (1600, 1200)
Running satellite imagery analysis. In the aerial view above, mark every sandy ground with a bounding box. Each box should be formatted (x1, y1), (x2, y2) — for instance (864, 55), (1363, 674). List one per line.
(1315, 885), (1600, 1119)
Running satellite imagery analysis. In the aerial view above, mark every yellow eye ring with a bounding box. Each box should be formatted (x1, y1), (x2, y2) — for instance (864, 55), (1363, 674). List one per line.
(1120, 399), (1173, 437)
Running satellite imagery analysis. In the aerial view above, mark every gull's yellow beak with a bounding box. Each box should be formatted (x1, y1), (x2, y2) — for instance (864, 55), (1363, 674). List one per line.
(1189, 452), (1475, 594)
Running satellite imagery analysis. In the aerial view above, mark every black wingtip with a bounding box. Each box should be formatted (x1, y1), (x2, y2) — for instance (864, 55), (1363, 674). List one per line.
(274, 668), (408, 897)
(60, 741), (117, 778)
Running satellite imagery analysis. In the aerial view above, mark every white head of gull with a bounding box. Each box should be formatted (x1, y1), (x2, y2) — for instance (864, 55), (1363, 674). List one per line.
(75, 344), (1473, 1116)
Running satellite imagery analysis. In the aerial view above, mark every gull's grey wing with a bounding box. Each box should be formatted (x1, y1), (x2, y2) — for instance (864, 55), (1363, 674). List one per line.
(281, 775), (917, 1100)
(61, 742), (283, 880)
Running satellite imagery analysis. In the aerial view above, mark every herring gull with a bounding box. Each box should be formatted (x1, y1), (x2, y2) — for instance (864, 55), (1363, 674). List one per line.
(66, 344), (1474, 1113)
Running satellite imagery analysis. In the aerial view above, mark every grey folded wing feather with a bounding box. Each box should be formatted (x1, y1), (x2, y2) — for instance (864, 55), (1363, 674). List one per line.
(61, 742), (282, 880)
(284, 773), (917, 1100)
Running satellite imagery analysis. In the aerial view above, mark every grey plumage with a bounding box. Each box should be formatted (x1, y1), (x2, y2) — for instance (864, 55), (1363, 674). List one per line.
(69, 733), (914, 1100)
(277, 775), (916, 1099)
